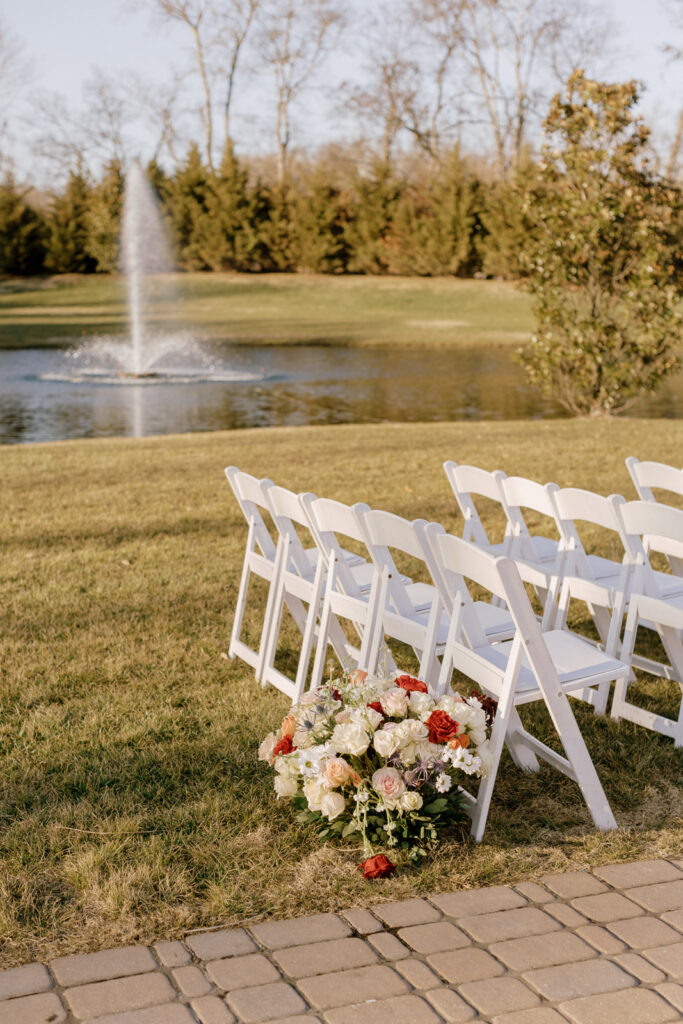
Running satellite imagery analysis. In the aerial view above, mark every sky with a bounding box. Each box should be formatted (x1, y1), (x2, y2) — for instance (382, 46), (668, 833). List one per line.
(3, 0), (683, 180)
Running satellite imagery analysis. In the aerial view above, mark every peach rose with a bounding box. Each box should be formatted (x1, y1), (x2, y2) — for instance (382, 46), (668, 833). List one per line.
(281, 714), (297, 738)
(323, 757), (360, 789)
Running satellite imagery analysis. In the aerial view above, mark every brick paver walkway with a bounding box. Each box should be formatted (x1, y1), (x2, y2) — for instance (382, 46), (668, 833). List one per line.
(2, 858), (683, 1024)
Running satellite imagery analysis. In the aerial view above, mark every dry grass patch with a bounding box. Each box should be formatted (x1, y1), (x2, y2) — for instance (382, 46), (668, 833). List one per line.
(1, 418), (682, 967)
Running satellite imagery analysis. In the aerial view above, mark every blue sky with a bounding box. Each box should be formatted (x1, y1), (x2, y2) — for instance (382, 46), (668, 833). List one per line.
(4, 0), (683, 175)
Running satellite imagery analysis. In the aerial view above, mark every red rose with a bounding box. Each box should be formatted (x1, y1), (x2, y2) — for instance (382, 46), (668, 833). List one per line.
(332, 689), (342, 701)
(358, 854), (396, 879)
(426, 709), (459, 743)
(272, 735), (295, 757)
(395, 674), (428, 694)
(470, 689), (498, 726)
(367, 701), (384, 715)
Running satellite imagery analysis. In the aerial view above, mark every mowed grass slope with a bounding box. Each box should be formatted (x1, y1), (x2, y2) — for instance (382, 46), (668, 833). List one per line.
(1, 418), (682, 967)
(0, 273), (533, 348)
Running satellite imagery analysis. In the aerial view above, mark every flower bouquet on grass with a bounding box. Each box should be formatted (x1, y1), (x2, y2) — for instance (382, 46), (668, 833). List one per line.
(259, 670), (496, 876)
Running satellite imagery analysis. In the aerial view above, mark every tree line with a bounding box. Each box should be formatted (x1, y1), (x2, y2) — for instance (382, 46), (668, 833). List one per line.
(0, 143), (536, 278)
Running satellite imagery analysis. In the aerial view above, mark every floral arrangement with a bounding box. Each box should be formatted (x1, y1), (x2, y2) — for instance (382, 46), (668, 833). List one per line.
(259, 669), (496, 876)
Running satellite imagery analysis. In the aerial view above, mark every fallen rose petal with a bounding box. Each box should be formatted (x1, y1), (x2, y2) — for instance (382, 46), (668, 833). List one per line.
(359, 854), (396, 878)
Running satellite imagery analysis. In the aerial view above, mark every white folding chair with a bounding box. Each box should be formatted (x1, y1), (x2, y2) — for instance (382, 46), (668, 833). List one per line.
(259, 485), (372, 702)
(225, 467), (297, 680)
(498, 476), (563, 568)
(625, 457), (683, 576)
(611, 501), (683, 745)
(443, 461), (509, 553)
(435, 533), (628, 841)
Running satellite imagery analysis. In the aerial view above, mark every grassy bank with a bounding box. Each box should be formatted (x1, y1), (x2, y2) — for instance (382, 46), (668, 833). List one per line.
(1, 418), (682, 968)
(0, 273), (533, 348)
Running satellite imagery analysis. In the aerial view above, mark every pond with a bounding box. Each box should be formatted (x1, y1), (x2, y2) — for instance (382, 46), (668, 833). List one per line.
(1, 343), (682, 445)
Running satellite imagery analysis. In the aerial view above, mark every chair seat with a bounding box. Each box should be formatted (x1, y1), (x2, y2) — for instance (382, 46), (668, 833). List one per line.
(459, 629), (628, 699)
(531, 536), (561, 562)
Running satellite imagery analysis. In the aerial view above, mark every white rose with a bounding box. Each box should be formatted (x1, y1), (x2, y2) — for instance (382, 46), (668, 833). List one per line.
(372, 766), (406, 802)
(364, 708), (384, 730)
(380, 688), (409, 717)
(330, 722), (370, 757)
(258, 732), (278, 762)
(414, 740), (442, 762)
(373, 728), (400, 758)
(410, 691), (435, 718)
(320, 791), (346, 820)
(274, 775), (298, 799)
(396, 719), (428, 743)
(303, 778), (326, 811)
(400, 791), (423, 811)
(335, 709), (353, 724)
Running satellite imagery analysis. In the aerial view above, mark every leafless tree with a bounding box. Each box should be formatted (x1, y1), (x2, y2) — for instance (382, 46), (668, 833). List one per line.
(256, 0), (344, 186)
(0, 16), (33, 173)
(145, 0), (258, 169)
(662, 0), (683, 178)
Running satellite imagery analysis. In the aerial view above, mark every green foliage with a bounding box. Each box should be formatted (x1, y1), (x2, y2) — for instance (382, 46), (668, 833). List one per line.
(291, 165), (351, 273)
(166, 144), (214, 270)
(344, 163), (403, 274)
(0, 178), (47, 276)
(46, 170), (97, 274)
(85, 160), (124, 273)
(480, 158), (537, 279)
(519, 71), (683, 416)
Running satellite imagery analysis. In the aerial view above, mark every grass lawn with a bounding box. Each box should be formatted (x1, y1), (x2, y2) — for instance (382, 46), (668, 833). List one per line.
(0, 273), (533, 348)
(1, 417), (682, 968)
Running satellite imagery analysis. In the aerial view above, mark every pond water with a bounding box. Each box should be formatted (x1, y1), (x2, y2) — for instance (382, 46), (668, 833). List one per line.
(1, 343), (682, 445)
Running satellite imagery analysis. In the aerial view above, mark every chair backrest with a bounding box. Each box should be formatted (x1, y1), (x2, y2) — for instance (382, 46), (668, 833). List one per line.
(224, 466), (276, 560)
(300, 495), (371, 600)
(266, 483), (317, 579)
(551, 487), (627, 578)
(435, 532), (508, 650)
(616, 500), (683, 596)
(359, 508), (429, 619)
(499, 476), (561, 564)
(626, 457), (683, 504)
(443, 460), (508, 548)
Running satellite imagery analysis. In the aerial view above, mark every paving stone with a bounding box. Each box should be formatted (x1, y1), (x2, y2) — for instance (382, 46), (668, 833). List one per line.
(372, 898), (441, 928)
(595, 860), (683, 889)
(523, 959), (635, 1000)
(543, 903), (589, 927)
(614, 953), (666, 983)
(340, 908), (383, 935)
(393, 958), (442, 990)
(250, 915), (350, 951)
(431, 885), (526, 918)
(190, 995), (237, 1024)
(397, 921), (471, 954)
(576, 924), (628, 954)
(0, 962), (52, 1001)
(662, 909), (683, 932)
(655, 983), (683, 1013)
(82, 1005), (196, 1024)
(266, 1018), (321, 1024)
(296, 964), (409, 1010)
(153, 941), (191, 968)
(50, 945), (157, 987)
(559, 987), (679, 1024)
(570, 892), (644, 923)
(458, 906), (560, 943)
(63, 972), (176, 1019)
(608, 917), (682, 949)
(171, 964), (213, 997)
(424, 987), (476, 1022)
(428, 947), (504, 984)
(0, 991), (66, 1024)
(226, 981), (307, 1023)
(492, 1009), (569, 1024)
(642, 941), (683, 978)
(366, 932), (411, 960)
(273, 937), (378, 979)
(514, 882), (553, 903)
(323, 993), (442, 1024)
(489, 931), (596, 971)
(206, 953), (281, 991)
(625, 881), (683, 914)
(540, 872), (608, 899)
(457, 976), (540, 1016)
(185, 929), (257, 961)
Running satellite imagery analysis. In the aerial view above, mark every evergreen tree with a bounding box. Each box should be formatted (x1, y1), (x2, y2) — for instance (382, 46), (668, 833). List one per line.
(0, 178), (47, 276)
(479, 157), (537, 279)
(344, 163), (403, 274)
(292, 165), (350, 273)
(165, 144), (214, 270)
(256, 185), (297, 272)
(46, 170), (97, 273)
(200, 142), (264, 271)
(86, 159), (124, 272)
(520, 72), (682, 416)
